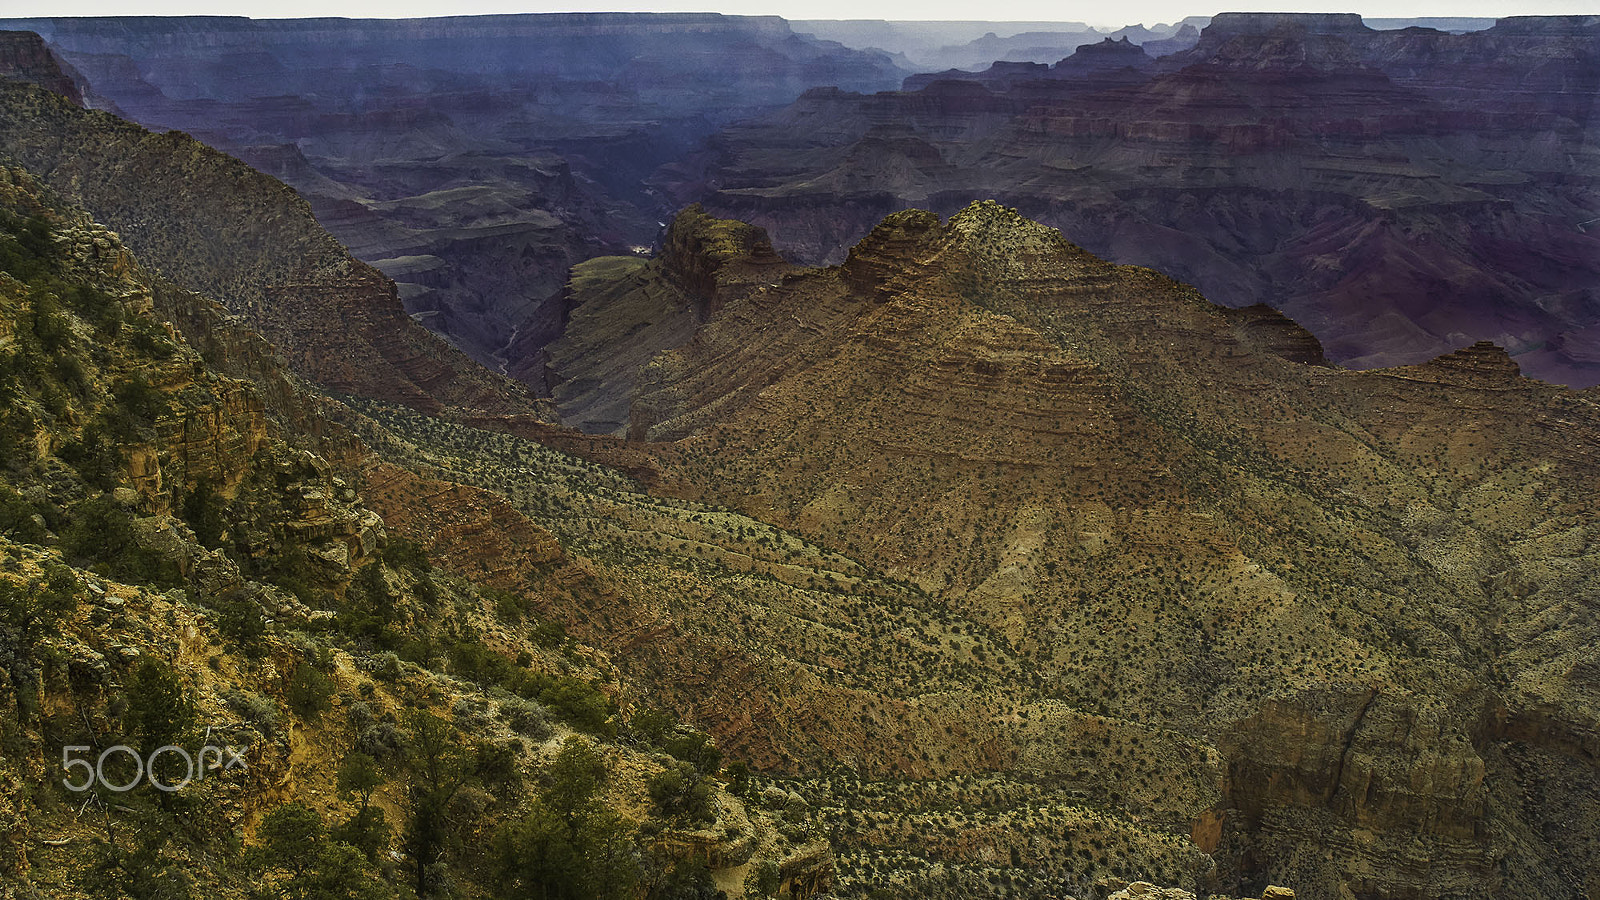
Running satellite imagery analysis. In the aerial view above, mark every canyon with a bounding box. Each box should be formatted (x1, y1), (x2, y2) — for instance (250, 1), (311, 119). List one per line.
(660, 13), (1600, 386)
(0, 14), (905, 379)
(0, 18), (1598, 900)
(8, 13), (1597, 391)
(376, 199), (1600, 900)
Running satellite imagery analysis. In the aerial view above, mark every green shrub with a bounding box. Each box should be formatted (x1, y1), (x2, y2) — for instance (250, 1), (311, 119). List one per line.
(661, 729), (721, 775)
(0, 564), (79, 721)
(25, 291), (72, 354)
(449, 639), (513, 687)
(251, 801), (380, 899)
(125, 657), (196, 757)
(0, 409), (35, 470)
(128, 318), (174, 360)
(368, 652), (403, 682)
(61, 496), (182, 587)
(655, 856), (716, 899)
(382, 537), (431, 573)
(648, 762), (714, 825)
(58, 425), (123, 491)
(181, 478), (228, 549)
(0, 485), (46, 543)
(260, 538), (325, 606)
(222, 689), (278, 738)
(215, 594), (268, 658)
(724, 760), (752, 798)
(512, 672), (614, 736)
(285, 664), (334, 721)
(473, 739), (522, 793)
(0, 213), (54, 282)
(499, 696), (553, 742)
(629, 707), (674, 746)
(745, 859), (782, 899)
(64, 283), (122, 336)
(330, 805), (389, 864)
(530, 618), (567, 649)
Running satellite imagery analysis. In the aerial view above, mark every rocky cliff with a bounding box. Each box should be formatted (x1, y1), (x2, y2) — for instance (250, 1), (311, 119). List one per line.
(0, 30), (82, 105)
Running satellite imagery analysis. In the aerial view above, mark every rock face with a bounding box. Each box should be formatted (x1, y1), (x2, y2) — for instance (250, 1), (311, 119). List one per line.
(543, 202), (1600, 900)
(0, 76), (542, 417)
(658, 204), (787, 302)
(504, 204), (793, 435)
(0, 163), (380, 610)
(0, 14), (906, 380)
(0, 30), (81, 104)
(658, 13), (1600, 387)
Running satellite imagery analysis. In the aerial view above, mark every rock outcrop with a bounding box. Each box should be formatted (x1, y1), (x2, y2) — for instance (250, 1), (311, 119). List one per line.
(0, 30), (81, 104)
(659, 204), (787, 302)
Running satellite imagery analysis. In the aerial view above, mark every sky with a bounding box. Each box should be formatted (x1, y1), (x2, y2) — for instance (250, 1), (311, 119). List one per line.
(0, 0), (1591, 28)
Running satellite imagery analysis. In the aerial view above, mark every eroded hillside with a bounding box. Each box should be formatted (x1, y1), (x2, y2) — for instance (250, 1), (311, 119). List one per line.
(0, 166), (832, 900)
(510, 202), (1600, 900)
(1, 26), (1597, 900)
(0, 69), (545, 418)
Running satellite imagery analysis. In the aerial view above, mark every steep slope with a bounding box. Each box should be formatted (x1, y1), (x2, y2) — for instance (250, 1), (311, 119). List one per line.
(0, 74), (543, 417)
(0, 159), (825, 900)
(535, 205), (789, 434)
(658, 13), (1600, 386)
(534, 203), (1600, 900)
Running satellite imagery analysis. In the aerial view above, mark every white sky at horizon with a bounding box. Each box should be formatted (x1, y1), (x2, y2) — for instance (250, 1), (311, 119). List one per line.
(0, 1), (1592, 31)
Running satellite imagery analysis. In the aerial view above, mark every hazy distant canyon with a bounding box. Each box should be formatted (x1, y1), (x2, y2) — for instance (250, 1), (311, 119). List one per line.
(8, 11), (1597, 403)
